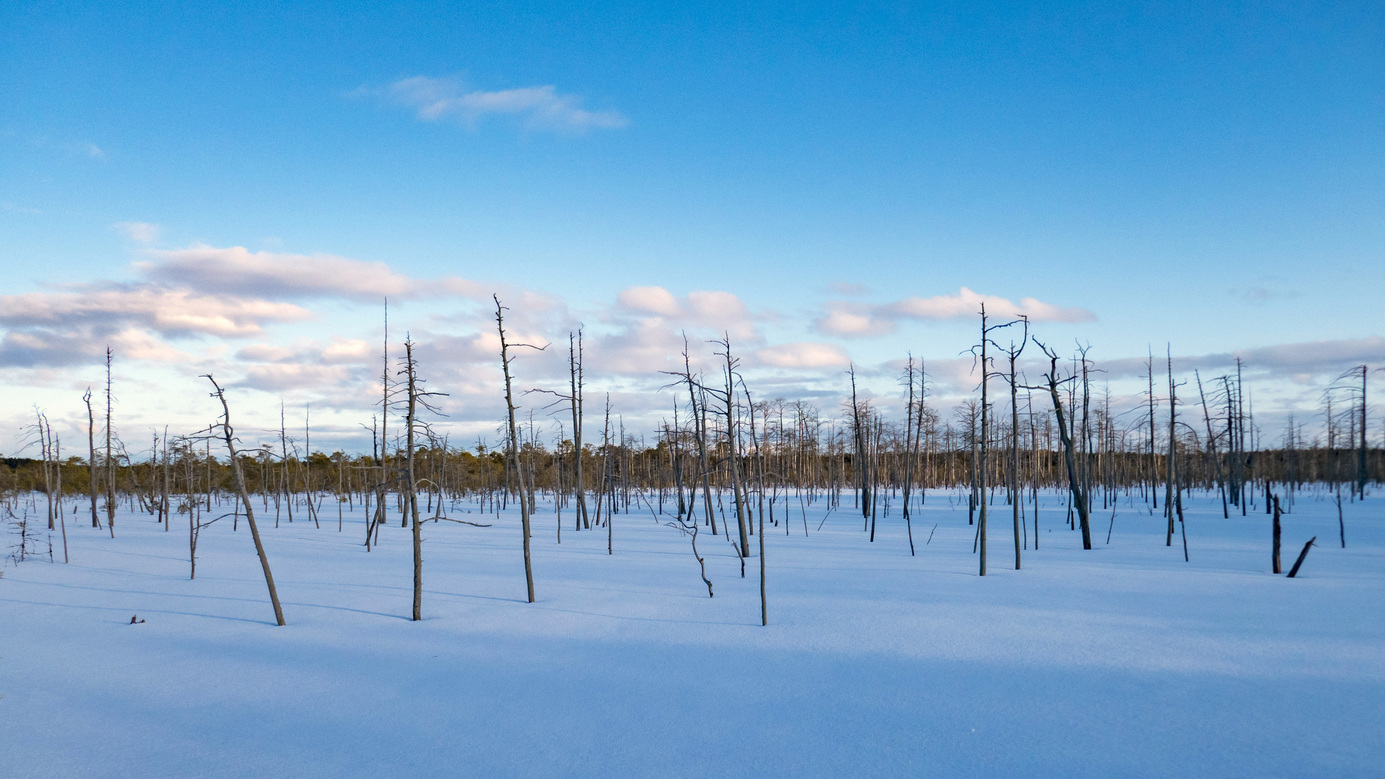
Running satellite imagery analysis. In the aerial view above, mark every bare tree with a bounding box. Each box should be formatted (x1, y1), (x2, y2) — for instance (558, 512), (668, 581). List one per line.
(1032, 339), (1092, 549)
(710, 334), (750, 558)
(495, 295), (542, 603)
(204, 375), (285, 626)
(104, 347), (115, 536)
(971, 305), (1021, 575)
(742, 379), (768, 625)
(400, 337), (446, 620)
(900, 355), (926, 556)
(570, 329), (590, 530)
(378, 298), (393, 534)
(661, 335), (717, 536)
(1001, 317), (1028, 570)
(83, 388), (100, 529)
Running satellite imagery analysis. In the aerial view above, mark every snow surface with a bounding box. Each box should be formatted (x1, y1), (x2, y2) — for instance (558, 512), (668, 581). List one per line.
(3, 489), (1383, 777)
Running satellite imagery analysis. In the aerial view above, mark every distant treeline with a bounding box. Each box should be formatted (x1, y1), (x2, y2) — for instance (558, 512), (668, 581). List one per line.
(4, 441), (1380, 505)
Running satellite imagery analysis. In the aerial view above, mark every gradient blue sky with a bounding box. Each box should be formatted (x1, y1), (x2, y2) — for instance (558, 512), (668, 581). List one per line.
(2, 2), (1382, 453)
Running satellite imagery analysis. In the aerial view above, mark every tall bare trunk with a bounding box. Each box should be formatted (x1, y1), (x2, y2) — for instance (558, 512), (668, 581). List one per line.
(105, 347), (115, 536)
(495, 295), (536, 603)
(404, 340), (424, 621)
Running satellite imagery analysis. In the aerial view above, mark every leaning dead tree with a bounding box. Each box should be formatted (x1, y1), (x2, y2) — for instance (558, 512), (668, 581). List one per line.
(1032, 338), (1092, 549)
(203, 374), (285, 626)
(495, 294), (543, 603)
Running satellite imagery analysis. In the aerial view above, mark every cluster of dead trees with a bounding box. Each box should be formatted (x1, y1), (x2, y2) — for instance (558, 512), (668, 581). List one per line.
(4, 309), (1377, 620)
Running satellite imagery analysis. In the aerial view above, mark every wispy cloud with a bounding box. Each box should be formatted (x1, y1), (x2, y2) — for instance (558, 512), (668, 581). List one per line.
(370, 75), (628, 132)
(1096, 336), (1385, 383)
(816, 287), (1094, 337)
(114, 221), (161, 243)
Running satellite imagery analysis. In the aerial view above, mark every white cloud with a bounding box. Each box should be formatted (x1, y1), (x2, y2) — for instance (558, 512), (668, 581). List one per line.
(617, 286), (681, 317)
(815, 306), (894, 337)
(379, 76), (628, 132)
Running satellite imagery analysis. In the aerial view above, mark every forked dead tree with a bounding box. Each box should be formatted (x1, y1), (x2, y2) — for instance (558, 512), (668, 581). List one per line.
(709, 334), (750, 558)
(1031, 338), (1092, 549)
(971, 304), (1022, 575)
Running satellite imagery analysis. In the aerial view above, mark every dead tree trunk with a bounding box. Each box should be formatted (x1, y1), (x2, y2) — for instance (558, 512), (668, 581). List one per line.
(105, 347), (115, 536)
(1271, 495), (1283, 574)
(714, 335), (750, 558)
(1166, 347), (1177, 546)
(1005, 319), (1028, 570)
(496, 295), (537, 603)
(84, 388), (99, 528)
(1286, 536), (1315, 578)
(664, 335), (717, 536)
(377, 299), (391, 536)
(1034, 340), (1091, 549)
(570, 329), (590, 530)
(204, 375), (285, 626)
(401, 338), (434, 621)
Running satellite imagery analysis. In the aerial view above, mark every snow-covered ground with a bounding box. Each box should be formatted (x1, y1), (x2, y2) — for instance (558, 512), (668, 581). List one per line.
(3, 488), (1382, 777)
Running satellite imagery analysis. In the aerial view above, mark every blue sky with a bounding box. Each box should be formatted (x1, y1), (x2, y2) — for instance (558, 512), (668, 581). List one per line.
(2, 1), (1382, 453)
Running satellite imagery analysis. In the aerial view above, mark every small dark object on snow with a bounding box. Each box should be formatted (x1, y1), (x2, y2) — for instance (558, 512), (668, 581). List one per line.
(129, 615), (145, 624)
(1286, 537), (1316, 579)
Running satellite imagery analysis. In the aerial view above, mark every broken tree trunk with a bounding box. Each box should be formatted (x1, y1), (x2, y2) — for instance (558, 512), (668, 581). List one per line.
(1286, 536), (1316, 578)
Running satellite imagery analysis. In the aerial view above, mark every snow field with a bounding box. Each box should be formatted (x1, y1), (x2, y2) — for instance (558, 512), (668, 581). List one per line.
(2, 489), (1382, 777)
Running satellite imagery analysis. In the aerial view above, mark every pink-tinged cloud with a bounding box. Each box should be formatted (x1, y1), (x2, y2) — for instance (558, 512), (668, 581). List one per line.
(0, 285), (310, 337)
(816, 287), (1093, 337)
(139, 245), (487, 302)
(754, 342), (851, 369)
(611, 285), (762, 345)
(884, 287), (1093, 323)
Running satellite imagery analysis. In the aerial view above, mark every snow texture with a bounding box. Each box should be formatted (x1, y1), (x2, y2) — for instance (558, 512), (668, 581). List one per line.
(3, 489), (1382, 777)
